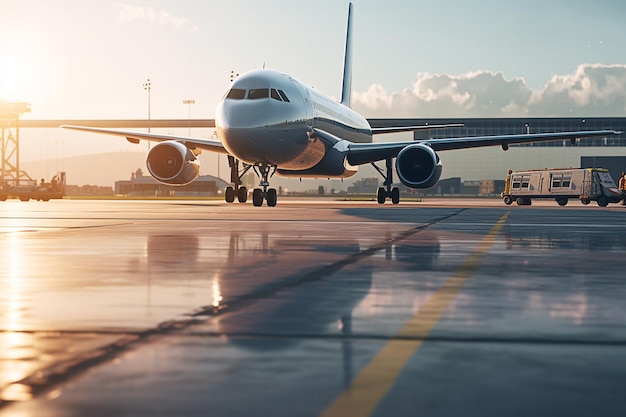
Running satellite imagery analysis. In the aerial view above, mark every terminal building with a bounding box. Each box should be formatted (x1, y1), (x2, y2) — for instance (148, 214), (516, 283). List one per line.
(369, 117), (626, 184)
(115, 168), (228, 196)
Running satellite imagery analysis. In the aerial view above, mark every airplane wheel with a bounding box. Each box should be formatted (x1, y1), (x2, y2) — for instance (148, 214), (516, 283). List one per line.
(225, 186), (235, 203)
(252, 189), (263, 207)
(266, 188), (277, 207)
(237, 187), (248, 203)
(377, 187), (386, 204)
(390, 187), (400, 204)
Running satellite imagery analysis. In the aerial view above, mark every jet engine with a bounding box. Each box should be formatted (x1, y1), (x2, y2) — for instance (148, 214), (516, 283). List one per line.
(395, 143), (442, 189)
(146, 141), (200, 185)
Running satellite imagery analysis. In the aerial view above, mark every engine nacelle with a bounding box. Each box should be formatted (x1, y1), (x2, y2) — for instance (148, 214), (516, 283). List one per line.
(146, 141), (200, 185)
(395, 143), (442, 189)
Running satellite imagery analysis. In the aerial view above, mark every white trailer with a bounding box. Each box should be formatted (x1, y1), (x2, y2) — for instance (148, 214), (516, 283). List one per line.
(501, 168), (623, 207)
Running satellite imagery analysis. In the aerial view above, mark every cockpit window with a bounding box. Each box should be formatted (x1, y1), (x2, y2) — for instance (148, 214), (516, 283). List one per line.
(226, 87), (289, 102)
(226, 88), (246, 99)
(278, 89), (290, 102)
(270, 88), (282, 101)
(248, 88), (269, 99)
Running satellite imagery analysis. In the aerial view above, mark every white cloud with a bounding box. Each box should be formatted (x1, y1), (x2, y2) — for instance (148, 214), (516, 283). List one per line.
(115, 4), (196, 31)
(529, 64), (626, 116)
(353, 64), (626, 118)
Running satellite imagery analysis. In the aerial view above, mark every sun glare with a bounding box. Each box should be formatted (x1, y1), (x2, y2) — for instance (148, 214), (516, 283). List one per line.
(1, 56), (25, 101)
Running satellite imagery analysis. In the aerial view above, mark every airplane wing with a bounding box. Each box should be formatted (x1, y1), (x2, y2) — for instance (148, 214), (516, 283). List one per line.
(63, 124), (621, 168)
(346, 130), (621, 165)
(60, 125), (229, 154)
(370, 123), (464, 134)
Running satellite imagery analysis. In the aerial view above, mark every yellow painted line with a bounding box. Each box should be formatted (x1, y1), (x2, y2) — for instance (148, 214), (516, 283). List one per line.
(320, 212), (510, 417)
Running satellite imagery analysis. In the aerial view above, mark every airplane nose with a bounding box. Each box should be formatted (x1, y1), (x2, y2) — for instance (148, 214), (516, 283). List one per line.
(216, 98), (318, 168)
(216, 100), (270, 163)
(218, 100), (267, 130)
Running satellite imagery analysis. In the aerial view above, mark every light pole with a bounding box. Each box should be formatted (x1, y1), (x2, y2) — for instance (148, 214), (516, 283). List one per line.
(143, 78), (151, 133)
(182, 99), (195, 136)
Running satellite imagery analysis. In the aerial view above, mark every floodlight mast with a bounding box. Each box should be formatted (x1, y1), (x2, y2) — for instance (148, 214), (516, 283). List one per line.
(183, 99), (195, 136)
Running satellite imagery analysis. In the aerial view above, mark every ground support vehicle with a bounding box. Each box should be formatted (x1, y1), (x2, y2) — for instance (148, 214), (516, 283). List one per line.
(0, 172), (66, 202)
(501, 168), (623, 207)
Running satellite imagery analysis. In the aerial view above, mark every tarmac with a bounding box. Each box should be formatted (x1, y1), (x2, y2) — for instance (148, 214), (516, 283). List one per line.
(1, 197), (625, 417)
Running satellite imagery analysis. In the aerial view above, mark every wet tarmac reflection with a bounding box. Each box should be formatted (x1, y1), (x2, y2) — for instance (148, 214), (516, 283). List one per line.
(1, 202), (625, 416)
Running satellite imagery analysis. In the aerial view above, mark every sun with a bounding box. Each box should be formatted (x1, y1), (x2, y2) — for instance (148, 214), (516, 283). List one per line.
(1, 55), (25, 101)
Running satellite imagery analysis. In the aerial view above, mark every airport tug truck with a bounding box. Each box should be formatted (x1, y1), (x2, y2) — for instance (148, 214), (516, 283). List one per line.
(0, 172), (66, 202)
(501, 168), (623, 207)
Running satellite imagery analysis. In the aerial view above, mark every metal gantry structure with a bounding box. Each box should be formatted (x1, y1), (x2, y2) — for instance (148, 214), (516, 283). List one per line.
(0, 101), (32, 187)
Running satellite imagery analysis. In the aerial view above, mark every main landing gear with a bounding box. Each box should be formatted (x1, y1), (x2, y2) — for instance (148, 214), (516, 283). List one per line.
(224, 156), (278, 207)
(372, 157), (400, 204)
(224, 156), (252, 204)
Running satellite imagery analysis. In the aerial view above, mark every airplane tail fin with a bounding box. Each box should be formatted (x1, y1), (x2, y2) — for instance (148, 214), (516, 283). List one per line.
(340, 3), (353, 108)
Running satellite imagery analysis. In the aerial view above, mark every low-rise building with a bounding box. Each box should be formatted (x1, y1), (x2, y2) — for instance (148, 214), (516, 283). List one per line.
(115, 169), (228, 196)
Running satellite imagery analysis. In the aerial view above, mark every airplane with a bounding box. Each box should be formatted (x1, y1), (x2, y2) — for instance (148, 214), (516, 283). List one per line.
(63, 3), (620, 207)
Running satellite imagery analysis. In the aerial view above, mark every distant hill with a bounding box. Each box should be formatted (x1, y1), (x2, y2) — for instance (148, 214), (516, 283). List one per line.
(21, 152), (149, 187)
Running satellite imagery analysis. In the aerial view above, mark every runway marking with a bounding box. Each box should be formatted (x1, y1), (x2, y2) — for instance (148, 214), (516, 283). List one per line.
(320, 212), (510, 417)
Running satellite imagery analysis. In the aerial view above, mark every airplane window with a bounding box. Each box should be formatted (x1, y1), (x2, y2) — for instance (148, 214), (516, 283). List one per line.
(278, 90), (290, 102)
(271, 88), (282, 101)
(226, 88), (246, 99)
(248, 89), (269, 99)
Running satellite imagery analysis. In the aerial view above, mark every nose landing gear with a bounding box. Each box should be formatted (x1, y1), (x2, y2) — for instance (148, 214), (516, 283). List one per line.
(252, 164), (278, 207)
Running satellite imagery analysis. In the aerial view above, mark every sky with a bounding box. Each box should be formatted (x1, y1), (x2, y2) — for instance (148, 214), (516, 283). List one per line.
(2, 0), (626, 165)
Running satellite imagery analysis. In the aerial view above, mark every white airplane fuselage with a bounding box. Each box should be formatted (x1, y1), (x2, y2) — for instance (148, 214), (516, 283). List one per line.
(216, 69), (370, 177)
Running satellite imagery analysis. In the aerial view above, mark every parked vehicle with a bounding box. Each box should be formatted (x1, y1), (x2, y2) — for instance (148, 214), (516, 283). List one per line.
(501, 168), (623, 207)
(0, 172), (66, 202)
